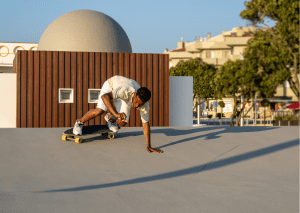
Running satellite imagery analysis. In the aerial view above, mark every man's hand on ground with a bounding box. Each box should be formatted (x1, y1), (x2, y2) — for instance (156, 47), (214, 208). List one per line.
(146, 147), (163, 153)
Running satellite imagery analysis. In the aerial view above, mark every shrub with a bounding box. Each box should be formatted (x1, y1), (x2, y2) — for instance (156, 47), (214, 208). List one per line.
(283, 115), (299, 121)
(275, 115), (300, 121)
(216, 113), (225, 119)
(207, 115), (213, 119)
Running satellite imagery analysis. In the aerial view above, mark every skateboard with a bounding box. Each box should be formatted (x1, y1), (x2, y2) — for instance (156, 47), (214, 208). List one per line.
(62, 125), (115, 143)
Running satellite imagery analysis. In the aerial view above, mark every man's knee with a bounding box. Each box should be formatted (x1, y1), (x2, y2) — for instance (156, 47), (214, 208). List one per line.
(95, 108), (105, 116)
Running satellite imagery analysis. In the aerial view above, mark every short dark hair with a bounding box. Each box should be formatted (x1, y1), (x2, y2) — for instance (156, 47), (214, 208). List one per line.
(137, 87), (151, 103)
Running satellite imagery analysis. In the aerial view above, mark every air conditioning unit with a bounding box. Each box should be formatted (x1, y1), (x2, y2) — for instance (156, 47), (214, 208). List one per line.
(59, 88), (73, 103)
(88, 89), (101, 103)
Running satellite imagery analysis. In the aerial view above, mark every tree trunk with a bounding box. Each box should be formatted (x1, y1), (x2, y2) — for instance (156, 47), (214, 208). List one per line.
(230, 96), (237, 126)
(264, 106), (266, 126)
(236, 97), (253, 126)
(237, 104), (254, 126)
(220, 108), (223, 126)
(292, 53), (300, 99)
(193, 101), (206, 111)
(193, 95), (206, 111)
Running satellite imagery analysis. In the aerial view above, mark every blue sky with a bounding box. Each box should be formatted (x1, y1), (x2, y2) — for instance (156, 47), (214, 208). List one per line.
(1, 0), (276, 53)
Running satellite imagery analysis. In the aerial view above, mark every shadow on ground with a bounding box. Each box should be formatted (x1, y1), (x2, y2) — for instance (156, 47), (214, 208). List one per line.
(35, 132), (298, 193)
(82, 126), (279, 146)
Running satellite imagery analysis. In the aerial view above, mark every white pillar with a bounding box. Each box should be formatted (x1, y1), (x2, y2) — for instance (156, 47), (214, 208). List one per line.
(241, 95), (244, 126)
(254, 93), (257, 126)
(197, 98), (200, 125)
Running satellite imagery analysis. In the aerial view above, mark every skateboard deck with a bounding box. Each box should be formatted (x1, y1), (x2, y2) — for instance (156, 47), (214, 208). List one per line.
(62, 125), (114, 143)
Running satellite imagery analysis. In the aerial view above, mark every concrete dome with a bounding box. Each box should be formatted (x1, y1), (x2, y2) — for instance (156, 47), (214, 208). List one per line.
(37, 9), (132, 53)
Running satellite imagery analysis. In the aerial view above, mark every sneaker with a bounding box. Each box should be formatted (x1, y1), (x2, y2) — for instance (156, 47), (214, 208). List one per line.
(73, 119), (84, 135)
(107, 120), (119, 133)
(105, 113), (119, 133)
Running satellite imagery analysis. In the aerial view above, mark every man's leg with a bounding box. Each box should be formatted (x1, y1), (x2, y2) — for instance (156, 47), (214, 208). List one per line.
(79, 108), (105, 123)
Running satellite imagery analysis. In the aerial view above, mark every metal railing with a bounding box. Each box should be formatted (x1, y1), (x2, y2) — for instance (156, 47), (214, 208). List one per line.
(194, 118), (274, 126)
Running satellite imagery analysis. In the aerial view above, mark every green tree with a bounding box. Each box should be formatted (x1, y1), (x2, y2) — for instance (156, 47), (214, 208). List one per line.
(215, 60), (244, 126)
(218, 101), (225, 126)
(215, 59), (269, 126)
(240, 0), (299, 101)
(169, 58), (219, 112)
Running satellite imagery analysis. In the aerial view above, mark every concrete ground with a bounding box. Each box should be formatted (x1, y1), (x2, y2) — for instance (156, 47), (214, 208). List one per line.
(0, 126), (299, 213)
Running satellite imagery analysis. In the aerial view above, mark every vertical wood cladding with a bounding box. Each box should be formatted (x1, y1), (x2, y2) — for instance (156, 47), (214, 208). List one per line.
(14, 50), (169, 127)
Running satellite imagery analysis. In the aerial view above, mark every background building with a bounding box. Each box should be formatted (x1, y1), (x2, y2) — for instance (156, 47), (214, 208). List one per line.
(0, 42), (38, 73)
(0, 9), (193, 128)
(163, 26), (299, 118)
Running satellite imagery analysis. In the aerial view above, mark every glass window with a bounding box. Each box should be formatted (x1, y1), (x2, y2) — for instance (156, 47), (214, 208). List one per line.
(206, 51), (211, 58)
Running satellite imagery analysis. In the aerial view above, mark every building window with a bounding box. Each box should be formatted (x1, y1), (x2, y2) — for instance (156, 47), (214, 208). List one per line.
(206, 51), (211, 58)
(29, 46), (38, 51)
(240, 53), (244, 60)
(88, 89), (101, 103)
(224, 51), (230, 58)
(13, 46), (25, 55)
(0, 45), (9, 57)
(59, 88), (74, 103)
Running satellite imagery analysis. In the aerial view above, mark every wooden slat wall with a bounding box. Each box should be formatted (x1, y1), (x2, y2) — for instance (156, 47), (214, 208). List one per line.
(14, 50), (169, 128)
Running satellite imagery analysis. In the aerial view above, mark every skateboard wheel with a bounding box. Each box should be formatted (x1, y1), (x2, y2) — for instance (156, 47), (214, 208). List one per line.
(62, 135), (67, 141)
(108, 133), (114, 140)
(75, 138), (82, 143)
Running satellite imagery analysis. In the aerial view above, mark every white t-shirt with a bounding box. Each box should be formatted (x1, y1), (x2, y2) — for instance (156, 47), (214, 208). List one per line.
(108, 75), (150, 123)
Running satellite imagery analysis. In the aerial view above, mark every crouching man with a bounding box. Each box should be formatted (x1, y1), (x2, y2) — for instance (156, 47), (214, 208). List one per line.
(73, 75), (162, 153)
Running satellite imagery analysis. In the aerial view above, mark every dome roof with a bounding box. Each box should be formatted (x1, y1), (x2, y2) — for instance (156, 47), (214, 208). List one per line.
(37, 9), (132, 53)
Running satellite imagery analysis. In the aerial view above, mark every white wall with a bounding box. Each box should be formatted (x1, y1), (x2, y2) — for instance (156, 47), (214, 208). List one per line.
(169, 76), (193, 127)
(0, 74), (16, 128)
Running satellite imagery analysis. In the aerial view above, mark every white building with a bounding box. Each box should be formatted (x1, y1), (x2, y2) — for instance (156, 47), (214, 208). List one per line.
(0, 42), (38, 73)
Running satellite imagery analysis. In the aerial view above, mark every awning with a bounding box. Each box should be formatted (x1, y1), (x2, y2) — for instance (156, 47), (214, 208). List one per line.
(284, 102), (299, 110)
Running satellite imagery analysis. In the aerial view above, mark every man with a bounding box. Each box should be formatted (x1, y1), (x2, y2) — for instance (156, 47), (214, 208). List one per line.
(73, 75), (162, 153)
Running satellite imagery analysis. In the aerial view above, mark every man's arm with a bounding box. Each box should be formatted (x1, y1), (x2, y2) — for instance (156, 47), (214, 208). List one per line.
(101, 92), (118, 116)
(102, 92), (126, 121)
(142, 122), (162, 153)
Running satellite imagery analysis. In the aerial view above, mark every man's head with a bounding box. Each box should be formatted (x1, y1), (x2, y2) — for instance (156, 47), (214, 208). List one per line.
(132, 87), (151, 108)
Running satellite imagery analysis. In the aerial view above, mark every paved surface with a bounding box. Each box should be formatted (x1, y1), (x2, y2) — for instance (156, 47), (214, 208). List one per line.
(0, 126), (299, 213)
